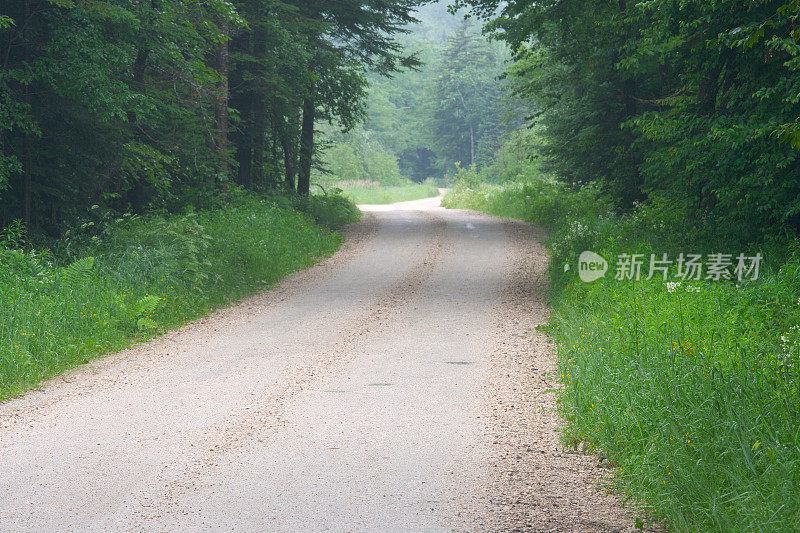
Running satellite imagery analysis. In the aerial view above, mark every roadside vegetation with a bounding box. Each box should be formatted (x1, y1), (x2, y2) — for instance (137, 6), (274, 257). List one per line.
(440, 1), (800, 529)
(445, 176), (800, 531)
(335, 181), (440, 205)
(0, 191), (359, 400)
(0, 1), (407, 398)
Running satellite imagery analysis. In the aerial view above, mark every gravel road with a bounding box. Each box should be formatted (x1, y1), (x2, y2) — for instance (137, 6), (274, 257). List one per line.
(0, 195), (639, 531)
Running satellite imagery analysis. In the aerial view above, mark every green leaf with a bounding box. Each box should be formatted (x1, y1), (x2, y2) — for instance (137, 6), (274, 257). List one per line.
(60, 257), (95, 287)
(136, 317), (158, 331)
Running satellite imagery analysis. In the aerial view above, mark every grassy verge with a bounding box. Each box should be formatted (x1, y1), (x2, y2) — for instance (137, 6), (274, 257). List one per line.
(444, 181), (800, 531)
(0, 191), (360, 401)
(335, 180), (440, 204)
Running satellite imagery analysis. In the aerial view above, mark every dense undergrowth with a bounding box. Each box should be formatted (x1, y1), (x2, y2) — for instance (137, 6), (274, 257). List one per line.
(334, 180), (440, 205)
(444, 179), (800, 531)
(0, 191), (360, 400)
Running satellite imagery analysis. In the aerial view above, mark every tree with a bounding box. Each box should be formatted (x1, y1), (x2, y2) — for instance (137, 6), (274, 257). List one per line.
(428, 20), (505, 172)
(0, 0), (427, 238)
(288, 0), (423, 196)
(453, 0), (800, 235)
(225, 0), (422, 196)
(0, 0), (239, 234)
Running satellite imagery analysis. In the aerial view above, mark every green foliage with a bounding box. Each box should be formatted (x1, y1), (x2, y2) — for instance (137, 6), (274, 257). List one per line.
(59, 256), (95, 288)
(429, 20), (507, 173)
(0, 220), (26, 249)
(441, 127), (545, 186)
(338, 181), (440, 204)
(453, 0), (800, 234)
(292, 191), (362, 230)
(0, 193), (347, 399)
(0, 0), (239, 229)
(0, 0), (422, 232)
(316, 128), (406, 187)
(352, 10), (511, 184)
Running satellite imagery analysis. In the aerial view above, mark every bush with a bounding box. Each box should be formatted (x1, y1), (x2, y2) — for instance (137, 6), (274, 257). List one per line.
(292, 190), (362, 229)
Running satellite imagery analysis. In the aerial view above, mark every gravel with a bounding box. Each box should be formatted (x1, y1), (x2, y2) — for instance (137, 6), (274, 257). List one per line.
(0, 195), (646, 531)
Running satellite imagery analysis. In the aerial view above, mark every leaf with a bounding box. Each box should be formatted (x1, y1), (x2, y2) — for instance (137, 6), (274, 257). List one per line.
(129, 295), (161, 319)
(136, 317), (158, 331)
(60, 256), (95, 287)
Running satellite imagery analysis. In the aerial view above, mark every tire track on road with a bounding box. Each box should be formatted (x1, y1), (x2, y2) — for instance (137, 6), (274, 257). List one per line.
(134, 211), (452, 524)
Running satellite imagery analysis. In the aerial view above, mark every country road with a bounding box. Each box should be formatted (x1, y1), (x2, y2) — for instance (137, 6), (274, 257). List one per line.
(0, 195), (636, 532)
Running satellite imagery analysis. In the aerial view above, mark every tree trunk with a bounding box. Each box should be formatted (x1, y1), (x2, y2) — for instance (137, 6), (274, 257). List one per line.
(251, 96), (268, 187)
(281, 108), (300, 192)
(236, 89), (253, 188)
(469, 124), (475, 167)
(22, 121), (31, 234)
(247, 28), (268, 188)
(213, 21), (230, 194)
(622, 78), (637, 117)
(269, 115), (281, 188)
(297, 97), (315, 197)
(456, 88), (474, 167)
(281, 131), (297, 192)
(126, 47), (149, 125)
(22, 0), (32, 236)
(120, 46), (150, 198)
(698, 59), (723, 116)
(132, 47), (149, 84)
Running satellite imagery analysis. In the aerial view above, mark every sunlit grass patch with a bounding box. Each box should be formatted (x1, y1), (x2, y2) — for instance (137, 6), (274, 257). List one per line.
(337, 180), (440, 205)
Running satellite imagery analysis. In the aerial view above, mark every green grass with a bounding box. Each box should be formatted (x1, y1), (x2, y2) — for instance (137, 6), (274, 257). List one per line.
(335, 180), (440, 204)
(444, 179), (800, 531)
(0, 191), (360, 401)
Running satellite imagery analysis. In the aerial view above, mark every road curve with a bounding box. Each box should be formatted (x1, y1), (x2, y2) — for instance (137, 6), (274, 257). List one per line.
(0, 195), (636, 531)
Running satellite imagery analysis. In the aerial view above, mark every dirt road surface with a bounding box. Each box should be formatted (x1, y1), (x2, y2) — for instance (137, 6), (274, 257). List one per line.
(0, 195), (639, 531)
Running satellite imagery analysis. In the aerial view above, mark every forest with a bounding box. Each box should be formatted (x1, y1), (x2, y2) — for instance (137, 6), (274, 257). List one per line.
(313, 3), (510, 203)
(0, 0), (425, 234)
(3, 0), (800, 531)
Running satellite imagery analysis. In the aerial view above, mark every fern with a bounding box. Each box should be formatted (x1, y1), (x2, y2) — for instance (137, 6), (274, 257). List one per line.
(130, 295), (161, 331)
(136, 318), (158, 331)
(128, 295), (161, 319)
(60, 257), (95, 287)
(110, 294), (161, 330)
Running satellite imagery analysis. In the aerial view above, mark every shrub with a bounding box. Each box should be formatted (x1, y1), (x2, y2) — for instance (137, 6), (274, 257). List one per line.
(292, 190), (362, 229)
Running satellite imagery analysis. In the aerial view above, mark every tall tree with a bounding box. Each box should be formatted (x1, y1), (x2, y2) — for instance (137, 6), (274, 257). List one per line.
(428, 20), (504, 172)
(0, 0), (239, 233)
(289, 0), (423, 196)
